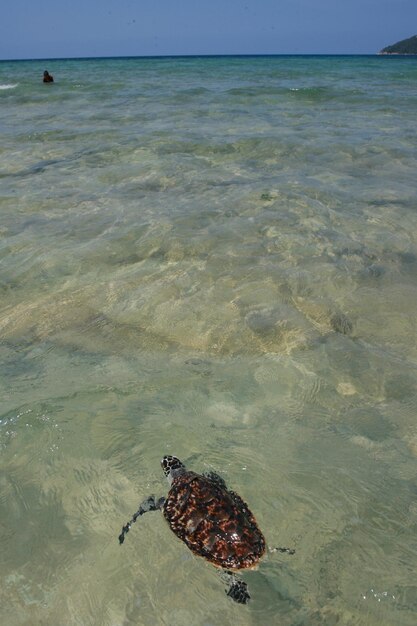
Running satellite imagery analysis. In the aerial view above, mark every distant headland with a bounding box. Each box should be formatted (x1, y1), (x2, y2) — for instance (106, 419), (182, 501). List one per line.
(379, 34), (417, 55)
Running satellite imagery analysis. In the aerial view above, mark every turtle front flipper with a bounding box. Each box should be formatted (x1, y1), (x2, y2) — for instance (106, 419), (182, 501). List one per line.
(202, 471), (227, 490)
(118, 495), (165, 545)
(221, 571), (250, 604)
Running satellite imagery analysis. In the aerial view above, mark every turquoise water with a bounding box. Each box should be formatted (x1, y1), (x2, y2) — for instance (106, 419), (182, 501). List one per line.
(1, 55), (417, 625)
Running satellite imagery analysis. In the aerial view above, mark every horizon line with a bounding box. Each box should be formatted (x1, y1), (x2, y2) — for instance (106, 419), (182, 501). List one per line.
(2, 52), (409, 63)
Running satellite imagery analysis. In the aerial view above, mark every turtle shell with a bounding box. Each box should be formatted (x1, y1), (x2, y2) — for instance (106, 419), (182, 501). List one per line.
(163, 471), (266, 569)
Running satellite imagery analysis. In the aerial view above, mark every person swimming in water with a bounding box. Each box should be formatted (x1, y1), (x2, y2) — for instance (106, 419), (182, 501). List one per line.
(43, 70), (54, 83)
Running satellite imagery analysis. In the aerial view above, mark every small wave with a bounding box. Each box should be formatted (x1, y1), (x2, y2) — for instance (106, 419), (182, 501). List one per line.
(227, 85), (285, 97)
(0, 83), (18, 90)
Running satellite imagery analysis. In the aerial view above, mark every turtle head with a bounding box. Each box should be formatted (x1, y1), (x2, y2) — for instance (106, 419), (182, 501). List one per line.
(161, 455), (185, 484)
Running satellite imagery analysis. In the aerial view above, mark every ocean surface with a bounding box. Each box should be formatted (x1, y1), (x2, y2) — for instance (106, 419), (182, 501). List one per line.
(1, 55), (417, 626)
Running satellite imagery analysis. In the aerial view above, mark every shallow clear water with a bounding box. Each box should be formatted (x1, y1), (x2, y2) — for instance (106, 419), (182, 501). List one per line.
(1, 55), (417, 625)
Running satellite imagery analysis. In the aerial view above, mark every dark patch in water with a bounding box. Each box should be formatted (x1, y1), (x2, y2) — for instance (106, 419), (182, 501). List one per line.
(338, 407), (395, 442)
(384, 374), (416, 402)
(398, 252), (417, 265)
(360, 263), (386, 279)
(330, 312), (353, 335)
(245, 310), (279, 336)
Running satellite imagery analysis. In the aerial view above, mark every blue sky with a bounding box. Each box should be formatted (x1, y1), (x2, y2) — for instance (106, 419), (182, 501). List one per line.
(1, 0), (416, 59)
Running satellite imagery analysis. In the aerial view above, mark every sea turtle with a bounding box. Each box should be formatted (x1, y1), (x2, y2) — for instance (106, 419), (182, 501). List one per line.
(118, 455), (294, 603)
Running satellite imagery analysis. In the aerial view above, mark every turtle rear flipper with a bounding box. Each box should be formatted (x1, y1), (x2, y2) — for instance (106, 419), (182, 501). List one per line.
(221, 571), (250, 604)
(118, 495), (165, 544)
(227, 580), (250, 604)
